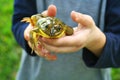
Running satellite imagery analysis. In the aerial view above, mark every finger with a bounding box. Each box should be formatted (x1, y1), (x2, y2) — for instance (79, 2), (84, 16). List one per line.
(71, 11), (95, 27)
(42, 48), (57, 61)
(41, 5), (57, 17)
(40, 35), (83, 47)
(35, 44), (45, 57)
(42, 42), (81, 53)
(36, 45), (57, 61)
(47, 4), (57, 17)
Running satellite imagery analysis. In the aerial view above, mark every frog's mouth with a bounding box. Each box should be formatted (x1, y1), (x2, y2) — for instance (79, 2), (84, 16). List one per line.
(50, 27), (56, 36)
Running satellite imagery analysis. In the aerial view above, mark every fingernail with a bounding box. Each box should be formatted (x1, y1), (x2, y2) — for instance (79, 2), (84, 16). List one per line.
(71, 10), (76, 13)
(75, 12), (79, 20)
(71, 11), (79, 21)
(72, 11), (78, 16)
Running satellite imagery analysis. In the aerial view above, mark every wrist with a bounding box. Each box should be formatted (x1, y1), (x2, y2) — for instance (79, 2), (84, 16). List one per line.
(85, 27), (106, 57)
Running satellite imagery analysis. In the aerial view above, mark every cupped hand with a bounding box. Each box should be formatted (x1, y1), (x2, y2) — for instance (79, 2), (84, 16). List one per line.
(39, 11), (106, 57)
(23, 5), (58, 60)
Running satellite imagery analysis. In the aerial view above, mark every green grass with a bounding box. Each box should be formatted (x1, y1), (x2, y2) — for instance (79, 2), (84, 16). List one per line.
(0, 0), (21, 80)
(0, 0), (120, 80)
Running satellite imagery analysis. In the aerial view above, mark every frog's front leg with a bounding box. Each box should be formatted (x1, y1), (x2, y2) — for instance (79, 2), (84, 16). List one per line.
(29, 28), (57, 61)
(29, 28), (40, 53)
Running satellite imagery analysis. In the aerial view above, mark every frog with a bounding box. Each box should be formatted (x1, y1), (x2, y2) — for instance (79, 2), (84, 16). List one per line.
(21, 14), (73, 60)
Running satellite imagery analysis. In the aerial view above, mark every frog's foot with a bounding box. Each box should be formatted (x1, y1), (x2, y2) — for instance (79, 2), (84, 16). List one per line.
(65, 25), (73, 35)
(21, 17), (35, 26)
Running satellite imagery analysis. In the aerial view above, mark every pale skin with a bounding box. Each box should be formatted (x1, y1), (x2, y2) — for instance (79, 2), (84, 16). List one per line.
(24, 5), (106, 59)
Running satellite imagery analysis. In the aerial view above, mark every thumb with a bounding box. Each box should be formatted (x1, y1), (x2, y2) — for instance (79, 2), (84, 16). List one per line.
(47, 4), (57, 17)
(71, 11), (95, 27)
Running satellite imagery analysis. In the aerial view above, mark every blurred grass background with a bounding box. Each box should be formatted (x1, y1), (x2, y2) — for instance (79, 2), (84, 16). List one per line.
(0, 0), (120, 80)
(0, 0), (21, 80)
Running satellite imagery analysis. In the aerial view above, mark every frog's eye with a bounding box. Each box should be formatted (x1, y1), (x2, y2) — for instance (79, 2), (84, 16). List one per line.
(37, 18), (51, 30)
(57, 26), (61, 31)
(54, 25), (62, 31)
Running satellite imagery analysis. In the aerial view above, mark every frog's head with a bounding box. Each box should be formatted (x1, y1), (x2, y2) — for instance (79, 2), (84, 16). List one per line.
(36, 17), (64, 37)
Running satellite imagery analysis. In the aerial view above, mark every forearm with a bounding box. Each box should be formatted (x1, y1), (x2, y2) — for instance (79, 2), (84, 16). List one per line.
(83, 33), (120, 68)
(12, 0), (37, 55)
(12, 21), (36, 56)
(83, 0), (120, 68)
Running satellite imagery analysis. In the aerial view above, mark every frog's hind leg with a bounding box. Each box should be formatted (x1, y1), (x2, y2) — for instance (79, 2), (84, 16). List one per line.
(29, 28), (40, 54)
